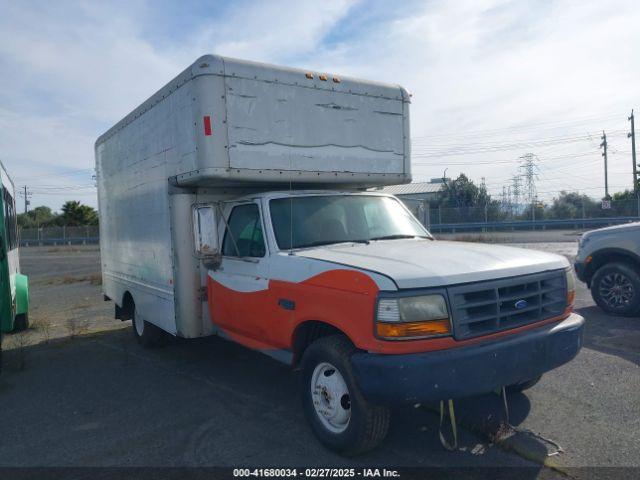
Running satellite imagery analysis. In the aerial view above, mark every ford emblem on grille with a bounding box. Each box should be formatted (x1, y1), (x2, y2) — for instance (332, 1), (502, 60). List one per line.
(514, 299), (528, 309)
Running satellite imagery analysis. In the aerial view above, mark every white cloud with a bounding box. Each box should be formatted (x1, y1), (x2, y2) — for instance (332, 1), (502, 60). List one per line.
(0, 0), (638, 210)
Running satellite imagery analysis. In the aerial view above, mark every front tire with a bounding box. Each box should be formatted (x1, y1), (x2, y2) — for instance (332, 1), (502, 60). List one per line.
(300, 335), (390, 456)
(590, 262), (640, 316)
(506, 375), (541, 394)
(132, 307), (166, 348)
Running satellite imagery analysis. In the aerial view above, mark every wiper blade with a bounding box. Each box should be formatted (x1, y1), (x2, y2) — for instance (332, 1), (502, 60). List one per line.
(296, 239), (370, 248)
(369, 234), (429, 241)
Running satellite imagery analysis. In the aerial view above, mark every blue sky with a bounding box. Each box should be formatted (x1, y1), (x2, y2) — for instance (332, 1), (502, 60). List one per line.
(1, 0), (639, 211)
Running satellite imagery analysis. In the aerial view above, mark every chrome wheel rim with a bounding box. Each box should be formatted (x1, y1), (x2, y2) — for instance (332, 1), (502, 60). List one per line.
(599, 272), (634, 309)
(310, 362), (351, 433)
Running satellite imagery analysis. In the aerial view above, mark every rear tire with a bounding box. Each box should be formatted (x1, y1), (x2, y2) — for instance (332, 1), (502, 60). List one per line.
(300, 335), (390, 456)
(132, 306), (166, 348)
(590, 262), (640, 316)
(13, 313), (29, 332)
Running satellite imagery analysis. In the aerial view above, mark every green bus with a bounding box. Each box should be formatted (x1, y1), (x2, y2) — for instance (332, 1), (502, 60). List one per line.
(0, 161), (29, 341)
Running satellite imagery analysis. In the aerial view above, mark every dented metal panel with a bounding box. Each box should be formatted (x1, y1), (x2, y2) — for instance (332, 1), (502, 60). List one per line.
(97, 54), (411, 190)
(225, 75), (406, 174)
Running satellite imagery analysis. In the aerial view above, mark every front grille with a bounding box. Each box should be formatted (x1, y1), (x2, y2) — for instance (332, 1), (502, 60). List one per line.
(448, 270), (567, 340)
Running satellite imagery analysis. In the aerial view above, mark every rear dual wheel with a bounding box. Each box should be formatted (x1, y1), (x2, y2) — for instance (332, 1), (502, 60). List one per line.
(300, 335), (390, 456)
(132, 306), (166, 348)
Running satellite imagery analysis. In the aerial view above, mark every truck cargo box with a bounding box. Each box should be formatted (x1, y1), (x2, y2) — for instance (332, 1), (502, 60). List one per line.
(95, 55), (412, 339)
(95, 55), (411, 188)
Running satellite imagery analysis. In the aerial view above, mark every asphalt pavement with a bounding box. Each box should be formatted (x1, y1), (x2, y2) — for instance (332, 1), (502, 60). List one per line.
(0, 241), (638, 477)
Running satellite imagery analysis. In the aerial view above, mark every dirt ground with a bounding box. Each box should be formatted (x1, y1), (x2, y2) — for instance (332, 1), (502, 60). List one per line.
(0, 241), (638, 476)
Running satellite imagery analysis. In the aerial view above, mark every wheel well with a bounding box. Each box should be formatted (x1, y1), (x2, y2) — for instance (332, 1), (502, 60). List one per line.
(291, 321), (349, 366)
(587, 250), (640, 284)
(116, 291), (135, 320)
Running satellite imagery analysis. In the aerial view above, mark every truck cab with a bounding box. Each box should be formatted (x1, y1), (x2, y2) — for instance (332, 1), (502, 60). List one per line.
(191, 189), (584, 454)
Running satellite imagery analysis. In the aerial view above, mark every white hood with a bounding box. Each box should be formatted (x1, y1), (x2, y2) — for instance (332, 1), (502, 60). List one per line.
(297, 239), (569, 289)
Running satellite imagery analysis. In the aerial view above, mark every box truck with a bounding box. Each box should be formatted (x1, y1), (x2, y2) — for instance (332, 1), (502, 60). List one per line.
(96, 55), (584, 455)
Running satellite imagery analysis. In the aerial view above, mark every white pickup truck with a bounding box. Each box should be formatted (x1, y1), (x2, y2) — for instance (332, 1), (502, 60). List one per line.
(96, 55), (584, 455)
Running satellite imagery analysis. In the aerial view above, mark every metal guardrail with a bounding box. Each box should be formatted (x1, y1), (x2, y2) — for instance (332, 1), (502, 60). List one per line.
(19, 226), (100, 247)
(21, 236), (99, 247)
(429, 216), (639, 233)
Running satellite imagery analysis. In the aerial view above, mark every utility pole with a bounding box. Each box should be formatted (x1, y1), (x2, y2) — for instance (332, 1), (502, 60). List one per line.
(629, 110), (638, 195)
(19, 185), (31, 214)
(600, 131), (609, 199)
(481, 177), (488, 223)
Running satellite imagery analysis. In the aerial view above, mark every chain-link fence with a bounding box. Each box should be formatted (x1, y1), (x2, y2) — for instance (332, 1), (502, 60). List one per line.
(16, 197), (640, 244)
(425, 198), (640, 232)
(20, 225), (99, 246)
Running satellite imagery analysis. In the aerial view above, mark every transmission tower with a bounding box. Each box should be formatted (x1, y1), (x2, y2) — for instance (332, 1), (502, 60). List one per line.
(520, 153), (539, 220)
(511, 175), (522, 217)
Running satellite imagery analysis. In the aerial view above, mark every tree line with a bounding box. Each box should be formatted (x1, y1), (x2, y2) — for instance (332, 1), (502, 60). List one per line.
(433, 174), (639, 223)
(17, 201), (98, 228)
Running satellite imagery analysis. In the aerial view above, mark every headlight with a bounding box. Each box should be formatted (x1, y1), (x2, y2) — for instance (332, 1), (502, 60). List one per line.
(376, 294), (451, 340)
(565, 268), (576, 310)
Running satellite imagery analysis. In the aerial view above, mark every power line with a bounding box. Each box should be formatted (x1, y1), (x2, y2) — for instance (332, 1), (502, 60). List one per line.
(412, 111), (626, 140)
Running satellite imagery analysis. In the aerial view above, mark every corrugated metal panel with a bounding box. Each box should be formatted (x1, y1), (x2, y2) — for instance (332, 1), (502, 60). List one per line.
(377, 182), (444, 195)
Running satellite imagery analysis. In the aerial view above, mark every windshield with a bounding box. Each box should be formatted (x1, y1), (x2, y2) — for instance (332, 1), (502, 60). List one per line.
(269, 195), (429, 250)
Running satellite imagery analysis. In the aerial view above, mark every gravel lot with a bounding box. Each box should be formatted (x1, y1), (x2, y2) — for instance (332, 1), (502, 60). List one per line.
(0, 240), (638, 476)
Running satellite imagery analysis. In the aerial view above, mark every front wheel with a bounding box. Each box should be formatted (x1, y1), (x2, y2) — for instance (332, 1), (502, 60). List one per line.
(300, 335), (390, 456)
(506, 375), (541, 394)
(590, 262), (640, 316)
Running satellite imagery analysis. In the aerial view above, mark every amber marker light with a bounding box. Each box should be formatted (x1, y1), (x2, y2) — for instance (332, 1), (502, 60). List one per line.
(565, 268), (576, 312)
(376, 319), (451, 339)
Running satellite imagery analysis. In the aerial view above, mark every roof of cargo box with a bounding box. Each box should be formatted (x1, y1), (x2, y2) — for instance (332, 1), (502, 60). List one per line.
(95, 54), (410, 146)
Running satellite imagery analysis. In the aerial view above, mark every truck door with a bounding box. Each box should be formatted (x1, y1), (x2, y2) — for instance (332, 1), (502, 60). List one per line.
(208, 201), (271, 341)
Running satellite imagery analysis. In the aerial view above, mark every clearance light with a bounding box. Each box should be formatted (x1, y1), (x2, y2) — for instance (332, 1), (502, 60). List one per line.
(332, 77), (341, 83)
(305, 73), (314, 79)
(376, 295), (452, 340)
(566, 268), (576, 311)
(319, 74), (328, 81)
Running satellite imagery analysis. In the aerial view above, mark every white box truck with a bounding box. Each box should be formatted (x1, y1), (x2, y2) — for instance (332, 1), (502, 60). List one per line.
(96, 55), (584, 455)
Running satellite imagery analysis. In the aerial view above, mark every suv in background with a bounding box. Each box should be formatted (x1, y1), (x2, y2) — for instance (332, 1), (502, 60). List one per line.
(575, 222), (640, 316)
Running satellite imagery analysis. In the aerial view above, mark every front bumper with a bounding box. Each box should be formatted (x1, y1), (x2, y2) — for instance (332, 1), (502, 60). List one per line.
(574, 260), (588, 283)
(350, 313), (584, 405)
